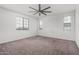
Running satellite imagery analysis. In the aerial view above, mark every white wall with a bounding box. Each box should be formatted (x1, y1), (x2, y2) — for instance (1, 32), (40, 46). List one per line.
(38, 11), (75, 41)
(0, 8), (37, 43)
(75, 6), (79, 48)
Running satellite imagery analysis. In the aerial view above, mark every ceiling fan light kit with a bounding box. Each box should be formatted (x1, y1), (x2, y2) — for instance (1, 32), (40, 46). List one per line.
(29, 4), (52, 16)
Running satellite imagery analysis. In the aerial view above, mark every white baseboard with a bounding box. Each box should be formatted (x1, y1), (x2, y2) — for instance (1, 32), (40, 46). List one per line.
(38, 33), (74, 41)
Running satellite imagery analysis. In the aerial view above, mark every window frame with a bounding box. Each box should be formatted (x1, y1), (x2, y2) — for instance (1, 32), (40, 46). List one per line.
(16, 16), (29, 30)
(63, 16), (71, 32)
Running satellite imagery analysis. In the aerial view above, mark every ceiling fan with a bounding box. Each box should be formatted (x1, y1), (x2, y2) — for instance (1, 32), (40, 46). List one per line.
(29, 4), (52, 16)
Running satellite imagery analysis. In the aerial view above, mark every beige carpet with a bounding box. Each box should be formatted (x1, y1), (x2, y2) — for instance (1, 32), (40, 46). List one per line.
(0, 35), (79, 55)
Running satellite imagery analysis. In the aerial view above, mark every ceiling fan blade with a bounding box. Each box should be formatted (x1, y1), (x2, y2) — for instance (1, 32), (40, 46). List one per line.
(42, 6), (51, 11)
(41, 12), (47, 15)
(33, 11), (39, 15)
(43, 11), (52, 13)
(29, 7), (38, 11)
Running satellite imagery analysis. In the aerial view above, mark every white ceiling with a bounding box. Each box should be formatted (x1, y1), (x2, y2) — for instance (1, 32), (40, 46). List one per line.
(0, 4), (77, 18)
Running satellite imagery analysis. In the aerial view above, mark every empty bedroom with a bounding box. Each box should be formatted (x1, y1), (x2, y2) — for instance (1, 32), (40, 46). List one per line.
(0, 4), (79, 55)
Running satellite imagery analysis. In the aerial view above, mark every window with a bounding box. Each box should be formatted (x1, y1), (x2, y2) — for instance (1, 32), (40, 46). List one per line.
(39, 20), (43, 30)
(64, 16), (71, 31)
(16, 16), (29, 30)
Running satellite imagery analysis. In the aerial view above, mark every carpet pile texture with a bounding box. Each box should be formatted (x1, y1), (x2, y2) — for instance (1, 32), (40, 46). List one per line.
(0, 36), (79, 55)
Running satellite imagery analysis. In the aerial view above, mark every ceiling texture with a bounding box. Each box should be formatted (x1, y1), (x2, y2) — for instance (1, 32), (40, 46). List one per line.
(0, 4), (77, 18)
